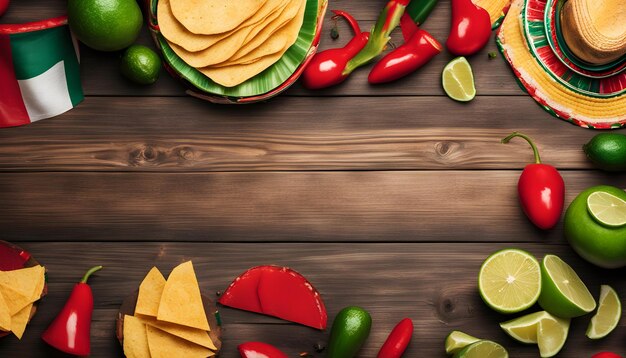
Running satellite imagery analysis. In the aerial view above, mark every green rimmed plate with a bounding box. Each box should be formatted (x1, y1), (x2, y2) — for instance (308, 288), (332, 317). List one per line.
(148, 0), (325, 103)
(522, 0), (626, 98)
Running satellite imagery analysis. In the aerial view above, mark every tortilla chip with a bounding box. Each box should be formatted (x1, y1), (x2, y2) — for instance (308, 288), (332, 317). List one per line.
(0, 265), (44, 301)
(135, 267), (166, 317)
(157, 261), (209, 331)
(169, 0), (266, 35)
(146, 325), (214, 358)
(136, 315), (216, 350)
(11, 303), (32, 339)
(0, 290), (11, 331)
(123, 315), (151, 358)
(1, 285), (33, 316)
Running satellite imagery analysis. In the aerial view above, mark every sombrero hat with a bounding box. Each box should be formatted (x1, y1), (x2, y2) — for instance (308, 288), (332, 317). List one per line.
(497, 0), (626, 129)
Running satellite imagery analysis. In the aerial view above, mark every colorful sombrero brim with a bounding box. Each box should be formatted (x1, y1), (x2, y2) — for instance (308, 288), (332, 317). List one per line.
(497, 0), (626, 129)
(475, 0), (512, 28)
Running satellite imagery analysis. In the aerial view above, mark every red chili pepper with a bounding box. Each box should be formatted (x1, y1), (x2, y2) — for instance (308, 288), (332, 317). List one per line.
(502, 132), (564, 230)
(377, 318), (413, 358)
(0, 0), (9, 17)
(301, 10), (369, 90)
(42, 265), (102, 356)
(238, 341), (289, 358)
(368, 25), (441, 84)
(592, 353), (623, 358)
(446, 0), (492, 56)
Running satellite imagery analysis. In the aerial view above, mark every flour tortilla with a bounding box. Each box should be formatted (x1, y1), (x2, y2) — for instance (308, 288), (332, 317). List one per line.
(200, 0), (306, 86)
(158, 0), (289, 52)
(169, 0), (267, 35)
(168, 0), (297, 67)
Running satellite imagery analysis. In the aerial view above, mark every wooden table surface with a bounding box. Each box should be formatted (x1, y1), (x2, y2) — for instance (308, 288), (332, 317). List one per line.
(1, 1), (625, 357)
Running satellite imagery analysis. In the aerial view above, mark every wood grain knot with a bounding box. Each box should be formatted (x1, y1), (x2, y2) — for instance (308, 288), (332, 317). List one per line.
(434, 141), (461, 157)
(129, 144), (164, 166)
(434, 288), (476, 323)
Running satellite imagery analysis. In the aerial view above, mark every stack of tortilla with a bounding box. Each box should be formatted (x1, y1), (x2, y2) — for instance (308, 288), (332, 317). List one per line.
(157, 0), (306, 87)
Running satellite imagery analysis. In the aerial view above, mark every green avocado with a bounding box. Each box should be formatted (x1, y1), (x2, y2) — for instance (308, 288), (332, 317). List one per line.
(326, 306), (372, 358)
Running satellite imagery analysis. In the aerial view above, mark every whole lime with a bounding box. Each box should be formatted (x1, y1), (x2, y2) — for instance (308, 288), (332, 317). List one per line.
(120, 45), (161, 85)
(564, 185), (626, 268)
(68, 0), (143, 52)
(583, 133), (626, 172)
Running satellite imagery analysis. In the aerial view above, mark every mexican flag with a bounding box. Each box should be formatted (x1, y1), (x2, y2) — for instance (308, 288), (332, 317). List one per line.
(0, 16), (83, 128)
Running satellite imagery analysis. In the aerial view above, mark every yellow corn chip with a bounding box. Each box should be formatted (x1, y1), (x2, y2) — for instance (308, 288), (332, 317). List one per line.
(146, 325), (213, 358)
(123, 315), (151, 358)
(136, 315), (216, 350)
(1, 285), (33, 316)
(135, 267), (166, 317)
(0, 265), (44, 301)
(0, 290), (11, 331)
(30, 268), (45, 302)
(11, 303), (32, 339)
(157, 261), (209, 331)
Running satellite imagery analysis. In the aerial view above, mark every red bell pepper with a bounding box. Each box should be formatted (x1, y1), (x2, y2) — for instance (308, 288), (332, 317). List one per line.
(592, 353), (623, 358)
(501, 132), (565, 230)
(377, 318), (413, 358)
(301, 10), (369, 89)
(368, 17), (441, 84)
(446, 0), (492, 56)
(42, 265), (102, 356)
(238, 341), (289, 358)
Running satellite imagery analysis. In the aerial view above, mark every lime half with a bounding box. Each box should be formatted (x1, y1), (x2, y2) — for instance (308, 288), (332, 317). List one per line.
(445, 330), (480, 355)
(478, 249), (541, 313)
(586, 285), (622, 339)
(587, 191), (626, 228)
(442, 57), (476, 102)
(453, 340), (508, 358)
(538, 255), (596, 318)
(537, 312), (570, 357)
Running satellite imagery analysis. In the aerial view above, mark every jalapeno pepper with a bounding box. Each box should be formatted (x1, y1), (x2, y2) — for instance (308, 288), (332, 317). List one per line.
(501, 132), (565, 230)
(377, 318), (413, 358)
(301, 10), (369, 89)
(446, 0), (492, 56)
(368, 14), (441, 84)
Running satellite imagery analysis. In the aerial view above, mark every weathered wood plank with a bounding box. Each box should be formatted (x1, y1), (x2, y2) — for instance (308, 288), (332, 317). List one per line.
(0, 171), (623, 242)
(0, 97), (601, 172)
(2, 0), (524, 96)
(0, 242), (623, 357)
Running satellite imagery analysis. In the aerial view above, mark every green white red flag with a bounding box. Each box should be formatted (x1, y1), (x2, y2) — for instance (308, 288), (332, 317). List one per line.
(0, 16), (83, 128)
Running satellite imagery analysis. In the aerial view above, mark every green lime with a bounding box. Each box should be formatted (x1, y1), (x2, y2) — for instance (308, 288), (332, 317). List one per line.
(68, 0), (143, 52)
(587, 191), (626, 228)
(120, 45), (162, 85)
(586, 285), (621, 339)
(478, 249), (541, 314)
(583, 133), (626, 172)
(500, 311), (547, 344)
(326, 306), (371, 358)
(445, 331), (480, 355)
(442, 57), (476, 102)
(537, 254), (596, 318)
(564, 185), (626, 268)
(453, 340), (508, 358)
(499, 310), (570, 356)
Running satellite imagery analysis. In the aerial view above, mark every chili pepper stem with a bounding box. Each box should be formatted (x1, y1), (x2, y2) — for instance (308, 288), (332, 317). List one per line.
(80, 265), (103, 284)
(501, 132), (542, 164)
(331, 10), (361, 34)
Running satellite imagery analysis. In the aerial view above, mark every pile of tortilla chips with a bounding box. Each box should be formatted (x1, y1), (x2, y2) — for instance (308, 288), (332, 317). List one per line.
(158, 0), (306, 87)
(0, 265), (45, 339)
(123, 261), (217, 358)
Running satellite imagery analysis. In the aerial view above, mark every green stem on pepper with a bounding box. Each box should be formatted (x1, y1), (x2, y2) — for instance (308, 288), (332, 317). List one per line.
(501, 132), (542, 164)
(80, 265), (103, 284)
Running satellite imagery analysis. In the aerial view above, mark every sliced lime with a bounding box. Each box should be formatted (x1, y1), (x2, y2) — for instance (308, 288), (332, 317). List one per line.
(538, 255), (596, 318)
(453, 340), (508, 358)
(442, 57), (476, 102)
(445, 330), (480, 355)
(537, 313), (570, 357)
(586, 285), (622, 339)
(587, 191), (626, 228)
(500, 311), (548, 344)
(478, 249), (542, 314)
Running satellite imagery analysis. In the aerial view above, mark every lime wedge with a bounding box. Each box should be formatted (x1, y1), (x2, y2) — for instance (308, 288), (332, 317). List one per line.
(453, 340), (508, 358)
(538, 255), (596, 318)
(500, 311), (548, 344)
(587, 191), (626, 228)
(445, 330), (480, 355)
(586, 285), (622, 339)
(478, 249), (541, 313)
(537, 312), (570, 357)
(442, 57), (476, 102)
